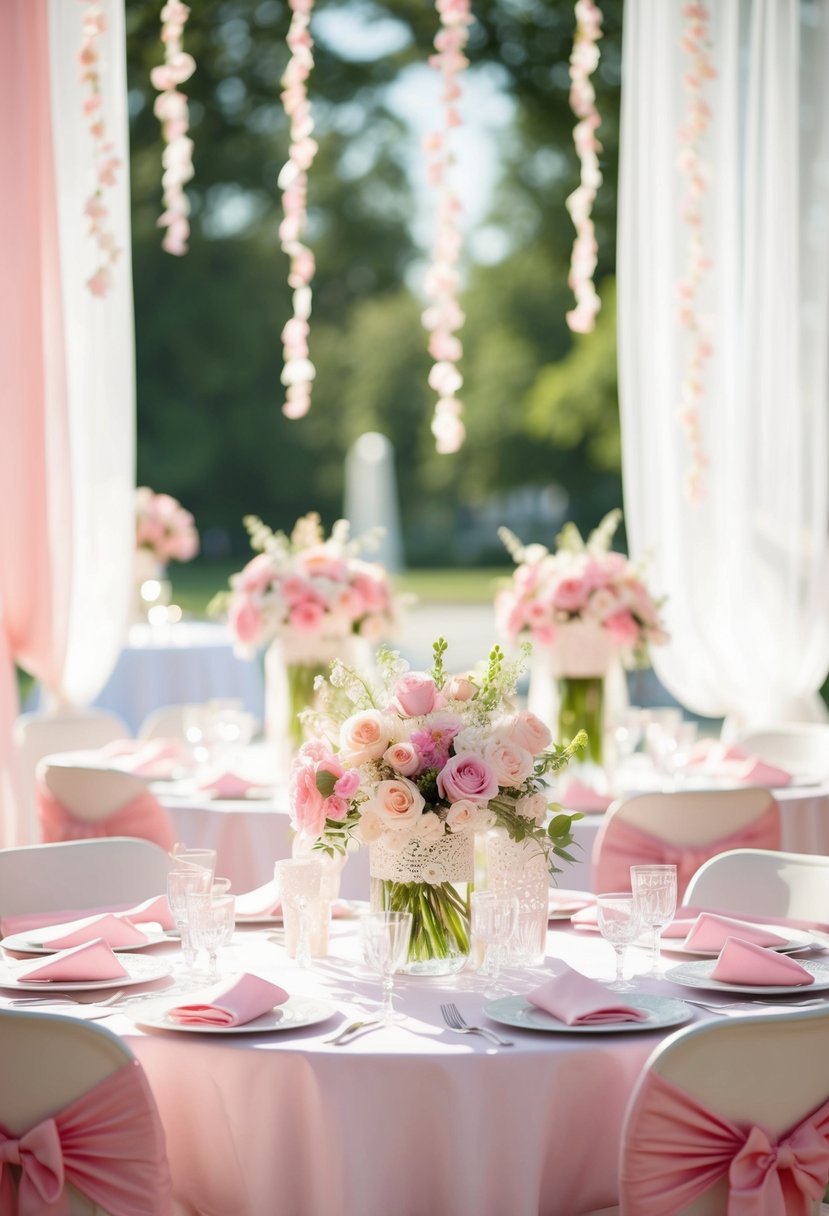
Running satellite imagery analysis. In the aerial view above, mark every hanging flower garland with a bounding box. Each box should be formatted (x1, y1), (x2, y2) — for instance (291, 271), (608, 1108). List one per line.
(676, 1), (716, 502)
(151, 2), (196, 256)
(422, 0), (474, 455)
(565, 0), (603, 335)
(278, 0), (319, 421)
(78, 0), (122, 297)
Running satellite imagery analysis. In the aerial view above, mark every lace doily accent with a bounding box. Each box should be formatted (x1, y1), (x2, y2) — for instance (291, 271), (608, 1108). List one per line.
(369, 830), (474, 885)
(485, 830), (549, 964)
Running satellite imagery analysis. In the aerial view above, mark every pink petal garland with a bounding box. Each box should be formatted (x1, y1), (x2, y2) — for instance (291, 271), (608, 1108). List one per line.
(422, 0), (474, 455)
(279, 0), (318, 421)
(676, 1), (716, 502)
(565, 0), (603, 335)
(78, 0), (122, 297)
(151, 1), (195, 257)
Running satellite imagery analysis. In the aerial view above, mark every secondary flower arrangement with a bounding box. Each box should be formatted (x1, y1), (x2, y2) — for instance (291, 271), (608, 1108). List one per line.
(218, 512), (398, 657)
(496, 509), (668, 668)
(135, 486), (199, 566)
(289, 640), (583, 970)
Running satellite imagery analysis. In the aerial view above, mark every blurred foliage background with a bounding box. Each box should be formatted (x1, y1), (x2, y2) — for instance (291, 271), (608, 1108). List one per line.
(126, 0), (624, 569)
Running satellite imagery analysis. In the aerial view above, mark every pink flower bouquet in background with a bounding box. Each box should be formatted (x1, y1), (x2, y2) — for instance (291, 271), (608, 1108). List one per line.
(135, 486), (199, 566)
(288, 639), (583, 970)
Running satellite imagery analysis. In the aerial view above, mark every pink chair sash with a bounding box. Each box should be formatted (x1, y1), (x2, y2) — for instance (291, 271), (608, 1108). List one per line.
(621, 1070), (829, 1216)
(36, 782), (176, 853)
(0, 1058), (173, 1216)
(592, 803), (780, 900)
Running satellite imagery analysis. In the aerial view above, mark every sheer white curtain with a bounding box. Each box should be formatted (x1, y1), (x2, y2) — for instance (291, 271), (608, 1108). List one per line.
(618, 0), (829, 734)
(0, 0), (133, 845)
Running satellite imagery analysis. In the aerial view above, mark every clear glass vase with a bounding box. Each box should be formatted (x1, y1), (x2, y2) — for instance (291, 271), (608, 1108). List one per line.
(484, 830), (549, 966)
(369, 830), (473, 976)
(557, 675), (605, 767)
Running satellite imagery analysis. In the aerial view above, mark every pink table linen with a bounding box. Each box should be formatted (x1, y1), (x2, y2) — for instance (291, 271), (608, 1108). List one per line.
(0, 1058), (173, 1216)
(166, 973), (289, 1026)
(620, 1069), (829, 1216)
(527, 963), (649, 1025)
(15, 939), (128, 983)
(24, 912), (150, 950)
(682, 913), (789, 952)
(710, 938), (815, 986)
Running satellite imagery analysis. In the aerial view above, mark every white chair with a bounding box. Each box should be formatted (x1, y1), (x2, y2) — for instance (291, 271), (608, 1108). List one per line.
(0, 837), (172, 927)
(591, 787), (781, 900)
(586, 1007), (829, 1215)
(683, 847), (829, 923)
(137, 703), (199, 741)
(13, 708), (130, 842)
(36, 759), (177, 853)
(735, 723), (829, 782)
(0, 1009), (175, 1214)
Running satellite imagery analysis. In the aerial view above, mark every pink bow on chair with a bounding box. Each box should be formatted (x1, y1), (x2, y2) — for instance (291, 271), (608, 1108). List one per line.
(0, 1061), (172, 1216)
(621, 1070), (829, 1216)
(36, 782), (176, 853)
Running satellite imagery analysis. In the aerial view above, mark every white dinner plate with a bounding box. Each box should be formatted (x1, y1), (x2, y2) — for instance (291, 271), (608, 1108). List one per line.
(0, 929), (171, 956)
(665, 957), (829, 996)
(131, 994), (336, 1035)
(0, 954), (172, 992)
(661, 926), (816, 958)
(483, 993), (693, 1034)
(235, 900), (368, 926)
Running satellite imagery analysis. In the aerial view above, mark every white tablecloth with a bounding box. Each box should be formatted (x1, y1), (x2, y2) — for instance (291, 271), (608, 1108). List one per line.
(92, 621), (265, 735)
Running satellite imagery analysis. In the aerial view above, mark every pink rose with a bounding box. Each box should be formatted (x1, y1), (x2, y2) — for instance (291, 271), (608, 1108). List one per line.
(552, 576), (590, 613)
(334, 769), (361, 799)
(366, 778), (425, 831)
(289, 760), (326, 838)
(339, 710), (391, 764)
(501, 711), (552, 755)
(281, 574), (314, 605)
(324, 795), (348, 821)
(289, 600), (325, 633)
(484, 740), (535, 787)
(234, 552), (275, 595)
(351, 568), (390, 612)
(229, 597), (263, 647)
(392, 672), (441, 717)
(442, 674), (477, 702)
(531, 623), (556, 646)
(384, 741), (420, 777)
(604, 610), (640, 649)
(300, 546), (348, 582)
(445, 798), (479, 833)
(437, 753), (499, 803)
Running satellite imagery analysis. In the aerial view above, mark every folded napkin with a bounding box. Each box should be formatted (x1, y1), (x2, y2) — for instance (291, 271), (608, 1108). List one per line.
(686, 740), (792, 787)
(195, 770), (267, 799)
(234, 880), (282, 919)
(683, 913), (788, 952)
(527, 963), (650, 1026)
(99, 737), (191, 780)
(15, 939), (129, 983)
(120, 894), (176, 933)
(710, 937), (814, 987)
(165, 972), (289, 1026)
(557, 779), (613, 814)
(661, 917), (698, 939)
(549, 889), (596, 915)
(25, 912), (150, 950)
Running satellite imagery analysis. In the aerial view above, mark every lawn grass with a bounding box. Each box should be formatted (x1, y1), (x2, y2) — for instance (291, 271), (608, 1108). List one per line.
(169, 561), (510, 617)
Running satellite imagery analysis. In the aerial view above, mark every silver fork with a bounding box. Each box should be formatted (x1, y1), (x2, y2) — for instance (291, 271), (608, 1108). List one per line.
(440, 1002), (513, 1047)
(7, 990), (127, 1008)
(681, 996), (828, 1012)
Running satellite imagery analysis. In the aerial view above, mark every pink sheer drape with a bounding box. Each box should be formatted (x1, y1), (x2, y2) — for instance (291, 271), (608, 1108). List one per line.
(0, 0), (72, 846)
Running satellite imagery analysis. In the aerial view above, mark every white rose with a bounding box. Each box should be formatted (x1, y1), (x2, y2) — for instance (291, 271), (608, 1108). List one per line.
(445, 798), (480, 833)
(414, 811), (445, 843)
(484, 739), (535, 787)
(516, 791), (550, 825)
(365, 778), (425, 831)
(339, 710), (392, 765)
(500, 711), (552, 755)
(356, 810), (385, 844)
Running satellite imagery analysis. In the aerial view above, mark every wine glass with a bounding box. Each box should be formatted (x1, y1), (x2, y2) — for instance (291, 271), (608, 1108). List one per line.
(186, 891), (236, 982)
(596, 892), (642, 989)
(167, 865), (213, 977)
(471, 891), (519, 997)
(360, 911), (413, 1024)
(630, 865), (677, 977)
(275, 857), (323, 968)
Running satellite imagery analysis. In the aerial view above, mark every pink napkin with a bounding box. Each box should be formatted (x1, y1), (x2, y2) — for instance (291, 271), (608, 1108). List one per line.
(682, 913), (788, 952)
(687, 740), (792, 787)
(527, 963), (650, 1026)
(557, 779), (612, 813)
(25, 913), (150, 950)
(16, 939), (129, 983)
(710, 937), (814, 986)
(549, 889), (596, 916)
(661, 917), (698, 939)
(195, 770), (267, 799)
(99, 736), (190, 780)
(165, 972), (289, 1026)
(234, 881), (282, 919)
(120, 894), (176, 932)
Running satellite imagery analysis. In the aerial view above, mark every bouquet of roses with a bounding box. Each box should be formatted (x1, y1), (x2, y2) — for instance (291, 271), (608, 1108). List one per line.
(495, 509), (668, 668)
(216, 513), (400, 659)
(289, 639), (583, 964)
(135, 486), (199, 565)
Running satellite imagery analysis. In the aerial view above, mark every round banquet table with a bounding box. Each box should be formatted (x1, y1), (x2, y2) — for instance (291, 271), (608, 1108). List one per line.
(90, 921), (721, 1216)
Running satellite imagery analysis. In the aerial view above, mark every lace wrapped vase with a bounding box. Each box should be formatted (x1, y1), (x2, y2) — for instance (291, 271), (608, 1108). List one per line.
(369, 829), (473, 976)
(485, 830), (549, 966)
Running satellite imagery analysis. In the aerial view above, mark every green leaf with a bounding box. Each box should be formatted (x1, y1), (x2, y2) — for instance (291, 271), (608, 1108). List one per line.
(315, 770), (337, 798)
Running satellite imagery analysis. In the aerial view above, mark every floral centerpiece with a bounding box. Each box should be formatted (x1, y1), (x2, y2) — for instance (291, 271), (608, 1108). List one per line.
(496, 510), (668, 767)
(134, 487), (198, 619)
(289, 639), (583, 974)
(213, 513), (400, 751)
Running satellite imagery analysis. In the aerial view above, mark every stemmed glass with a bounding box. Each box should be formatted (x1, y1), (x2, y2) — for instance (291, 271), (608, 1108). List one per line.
(360, 911), (413, 1024)
(630, 865), (677, 977)
(471, 892), (519, 997)
(186, 891), (236, 982)
(596, 892), (642, 989)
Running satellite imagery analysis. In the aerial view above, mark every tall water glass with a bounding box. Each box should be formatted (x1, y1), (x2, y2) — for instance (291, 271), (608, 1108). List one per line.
(360, 911), (413, 1024)
(630, 865), (677, 977)
(167, 866), (213, 977)
(186, 891), (236, 981)
(275, 857), (323, 967)
(471, 891), (519, 997)
(596, 892), (642, 989)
